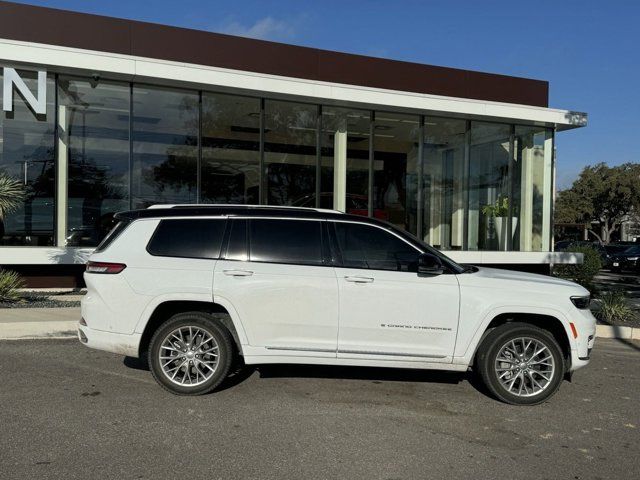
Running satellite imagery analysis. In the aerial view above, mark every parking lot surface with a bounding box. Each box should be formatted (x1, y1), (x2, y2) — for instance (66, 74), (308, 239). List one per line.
(0, 338), (638, 480)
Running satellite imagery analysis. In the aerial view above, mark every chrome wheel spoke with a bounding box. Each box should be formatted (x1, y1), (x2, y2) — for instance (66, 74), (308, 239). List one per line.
(494, 336), (555, 398)
(159, 325), (219, 386)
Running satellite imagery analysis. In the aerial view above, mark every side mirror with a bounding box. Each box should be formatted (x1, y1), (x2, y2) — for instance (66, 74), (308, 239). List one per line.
(418, 253), (444, 276)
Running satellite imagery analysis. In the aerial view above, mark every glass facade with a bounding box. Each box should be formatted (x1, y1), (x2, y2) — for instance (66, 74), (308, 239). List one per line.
(0, 67), (553, 251)
(58, 77), (130, 246)
(373, 112), (420, 233)
(468, 122), (512, 251)
(264, 100), (317, 206)
(421, 117), (467, 250)
(201, 93), (260, 204)
(0, 69), (56, 246)
(132, 85), (199, 209)
(319, 107), (371, 213)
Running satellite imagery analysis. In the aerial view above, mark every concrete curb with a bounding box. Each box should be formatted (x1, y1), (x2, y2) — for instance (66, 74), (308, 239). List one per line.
(0, 321), (78, 340)
(1, 307), (79, 340)
(595, 324), (640, 340)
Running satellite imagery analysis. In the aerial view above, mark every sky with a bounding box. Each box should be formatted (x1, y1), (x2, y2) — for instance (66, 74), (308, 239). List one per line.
(12, 0), (640, 189)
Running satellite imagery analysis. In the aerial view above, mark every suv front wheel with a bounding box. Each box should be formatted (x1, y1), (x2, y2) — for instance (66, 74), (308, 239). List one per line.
(476, 323), (565, 405)
(148, 312), (234, 395)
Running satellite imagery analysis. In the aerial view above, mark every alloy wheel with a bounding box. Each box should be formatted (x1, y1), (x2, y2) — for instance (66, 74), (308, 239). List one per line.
(158, 326), (220, 387)
(494, 337), (556, 397)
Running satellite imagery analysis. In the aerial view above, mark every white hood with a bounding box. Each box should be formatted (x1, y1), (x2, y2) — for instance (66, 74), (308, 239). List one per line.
(462, 267), (589, 295)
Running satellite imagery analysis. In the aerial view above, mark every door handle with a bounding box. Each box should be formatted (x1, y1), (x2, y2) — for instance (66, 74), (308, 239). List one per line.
(344, 276), (374, 284)
(223, 269), (254, 277)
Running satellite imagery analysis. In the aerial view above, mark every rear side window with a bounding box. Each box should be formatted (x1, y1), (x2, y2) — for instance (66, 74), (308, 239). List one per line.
(147, 219), (226, 259)
(250, 219), (323, 266)
(333, 222), (419, 272)
(94, 220), (130, 253)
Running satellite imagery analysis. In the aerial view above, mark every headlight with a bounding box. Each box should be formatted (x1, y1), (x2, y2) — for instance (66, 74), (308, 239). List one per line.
(571, 295), (591, 309)
(628, 257), (639, 261)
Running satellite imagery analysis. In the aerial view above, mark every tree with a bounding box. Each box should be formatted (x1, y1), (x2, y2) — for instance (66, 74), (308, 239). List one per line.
(555, 163), (640, 243)
(0, 174), (26, 239)
(0, 174), (25, 218)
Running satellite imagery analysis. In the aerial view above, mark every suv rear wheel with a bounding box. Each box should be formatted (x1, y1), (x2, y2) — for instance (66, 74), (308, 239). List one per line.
(148, 312), (233, 395)
(476, 322), (565, 405)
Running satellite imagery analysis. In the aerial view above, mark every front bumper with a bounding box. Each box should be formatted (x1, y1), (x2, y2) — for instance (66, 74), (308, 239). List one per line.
(78, 324), (142, 358)
(569, 308), (597, 371)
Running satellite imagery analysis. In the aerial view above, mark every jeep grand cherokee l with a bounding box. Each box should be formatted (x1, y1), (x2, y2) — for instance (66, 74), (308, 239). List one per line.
(79, 205), (596, 405)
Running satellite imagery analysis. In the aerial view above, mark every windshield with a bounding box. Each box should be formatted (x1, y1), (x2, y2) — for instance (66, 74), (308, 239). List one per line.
(623, 245), (640, 255)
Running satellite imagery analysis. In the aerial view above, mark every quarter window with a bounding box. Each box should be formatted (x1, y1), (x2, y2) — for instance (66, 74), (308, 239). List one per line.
(147, 219), (226, 259)
(333, 222), (419, 272)
(249, 219), (323, 266)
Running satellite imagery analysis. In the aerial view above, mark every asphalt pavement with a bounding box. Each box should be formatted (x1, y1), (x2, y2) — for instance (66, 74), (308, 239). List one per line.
(0, 338), (638, 480)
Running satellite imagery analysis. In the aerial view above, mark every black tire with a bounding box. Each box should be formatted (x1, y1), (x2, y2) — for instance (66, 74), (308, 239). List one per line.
(476, 322), (565, 405)
(148, 312), (234, 395)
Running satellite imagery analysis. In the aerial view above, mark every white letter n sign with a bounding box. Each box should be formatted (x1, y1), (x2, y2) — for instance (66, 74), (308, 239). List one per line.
(2, 67), (47, 115)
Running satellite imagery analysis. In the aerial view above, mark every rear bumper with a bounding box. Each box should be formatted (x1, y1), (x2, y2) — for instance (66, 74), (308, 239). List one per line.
(78, 324), (141, 358)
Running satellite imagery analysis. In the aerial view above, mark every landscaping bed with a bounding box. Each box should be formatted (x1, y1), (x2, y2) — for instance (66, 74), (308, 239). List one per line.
(0, 290), (84, 309)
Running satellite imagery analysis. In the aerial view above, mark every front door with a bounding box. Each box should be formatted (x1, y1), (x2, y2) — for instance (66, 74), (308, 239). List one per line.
(331, 221), (460, 361)
(213, 218), (339, 355)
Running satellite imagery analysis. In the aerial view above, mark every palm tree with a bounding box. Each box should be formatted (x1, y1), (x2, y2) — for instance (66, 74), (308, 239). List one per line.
(0, 174), (25, 239)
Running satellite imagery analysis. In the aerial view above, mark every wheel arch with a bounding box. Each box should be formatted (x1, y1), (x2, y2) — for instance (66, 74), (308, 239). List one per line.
(138, 300), (245, 359)
(469, 312), (572, 370)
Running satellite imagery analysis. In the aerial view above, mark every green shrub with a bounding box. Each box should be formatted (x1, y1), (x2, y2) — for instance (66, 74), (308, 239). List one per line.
(594, 290), (636, 324)
(553, 245), (602, 289)
(0, 174), (25, 217)
(0, 269), (26, 303)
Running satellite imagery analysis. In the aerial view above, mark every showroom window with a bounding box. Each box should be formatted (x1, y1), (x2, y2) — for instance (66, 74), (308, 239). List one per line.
(132, 85), (199, 209)
(421, 117), (467, 250)
(513, 126), (552, 251)
(319, 107), (371, 213)
(58, 76), (130, 246)
(467, 122), (512, 251)
(264, 100), (317, 206)
(0, 68), (56, 246)
(201, 93), (261, 204)
(373, 112), (421, 235)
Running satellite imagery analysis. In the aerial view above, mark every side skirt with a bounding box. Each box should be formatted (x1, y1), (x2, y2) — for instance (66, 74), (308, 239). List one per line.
(242, 354), (468, 372)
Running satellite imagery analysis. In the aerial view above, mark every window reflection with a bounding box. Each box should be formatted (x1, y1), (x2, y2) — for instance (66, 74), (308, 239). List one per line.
(0, 69), (55, 246)
(59, 77), (130, 246)
(318, 107), (371, 214)
(468, 122), (512, 251)
(373, 112), (420, 233)
(201, 93), (260, 204)
(514, 126), (549, 251)
(132, 85), (198, 209)
(264, 100), (317, 205)
(422, 118), (466, 249)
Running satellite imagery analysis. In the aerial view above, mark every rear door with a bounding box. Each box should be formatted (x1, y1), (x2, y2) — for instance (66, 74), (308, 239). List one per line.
(213, 217), (339, 356)
(331, 221), (460, 361)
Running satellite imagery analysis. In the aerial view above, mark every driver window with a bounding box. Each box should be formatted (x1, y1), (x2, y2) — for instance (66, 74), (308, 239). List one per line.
(333, 222), (419, 272)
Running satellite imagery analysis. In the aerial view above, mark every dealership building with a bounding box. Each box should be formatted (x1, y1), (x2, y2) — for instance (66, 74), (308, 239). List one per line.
(0, 1), (587, 286)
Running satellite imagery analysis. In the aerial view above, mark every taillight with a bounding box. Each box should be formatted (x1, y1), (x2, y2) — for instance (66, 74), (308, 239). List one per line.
(85, 261), (127, 274)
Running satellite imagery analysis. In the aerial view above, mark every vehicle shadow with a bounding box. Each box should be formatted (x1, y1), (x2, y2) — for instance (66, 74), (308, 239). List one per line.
(123, 357), (492, 396)
(256, 363), (469, 386)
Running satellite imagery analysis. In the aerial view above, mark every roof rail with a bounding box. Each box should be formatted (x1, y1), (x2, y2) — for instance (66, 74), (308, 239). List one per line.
(147, 204), (342, 214)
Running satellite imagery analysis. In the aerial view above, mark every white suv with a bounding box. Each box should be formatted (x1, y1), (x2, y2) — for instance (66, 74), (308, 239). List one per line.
(79, 205), (596, 405)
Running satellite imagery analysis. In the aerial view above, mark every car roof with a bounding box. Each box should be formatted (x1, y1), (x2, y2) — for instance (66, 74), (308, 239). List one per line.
(115, 204), (383, 225)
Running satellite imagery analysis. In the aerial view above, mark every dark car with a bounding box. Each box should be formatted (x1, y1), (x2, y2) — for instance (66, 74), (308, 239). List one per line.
(609, 245), (640, 273)
(555, 240), (610, 266)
